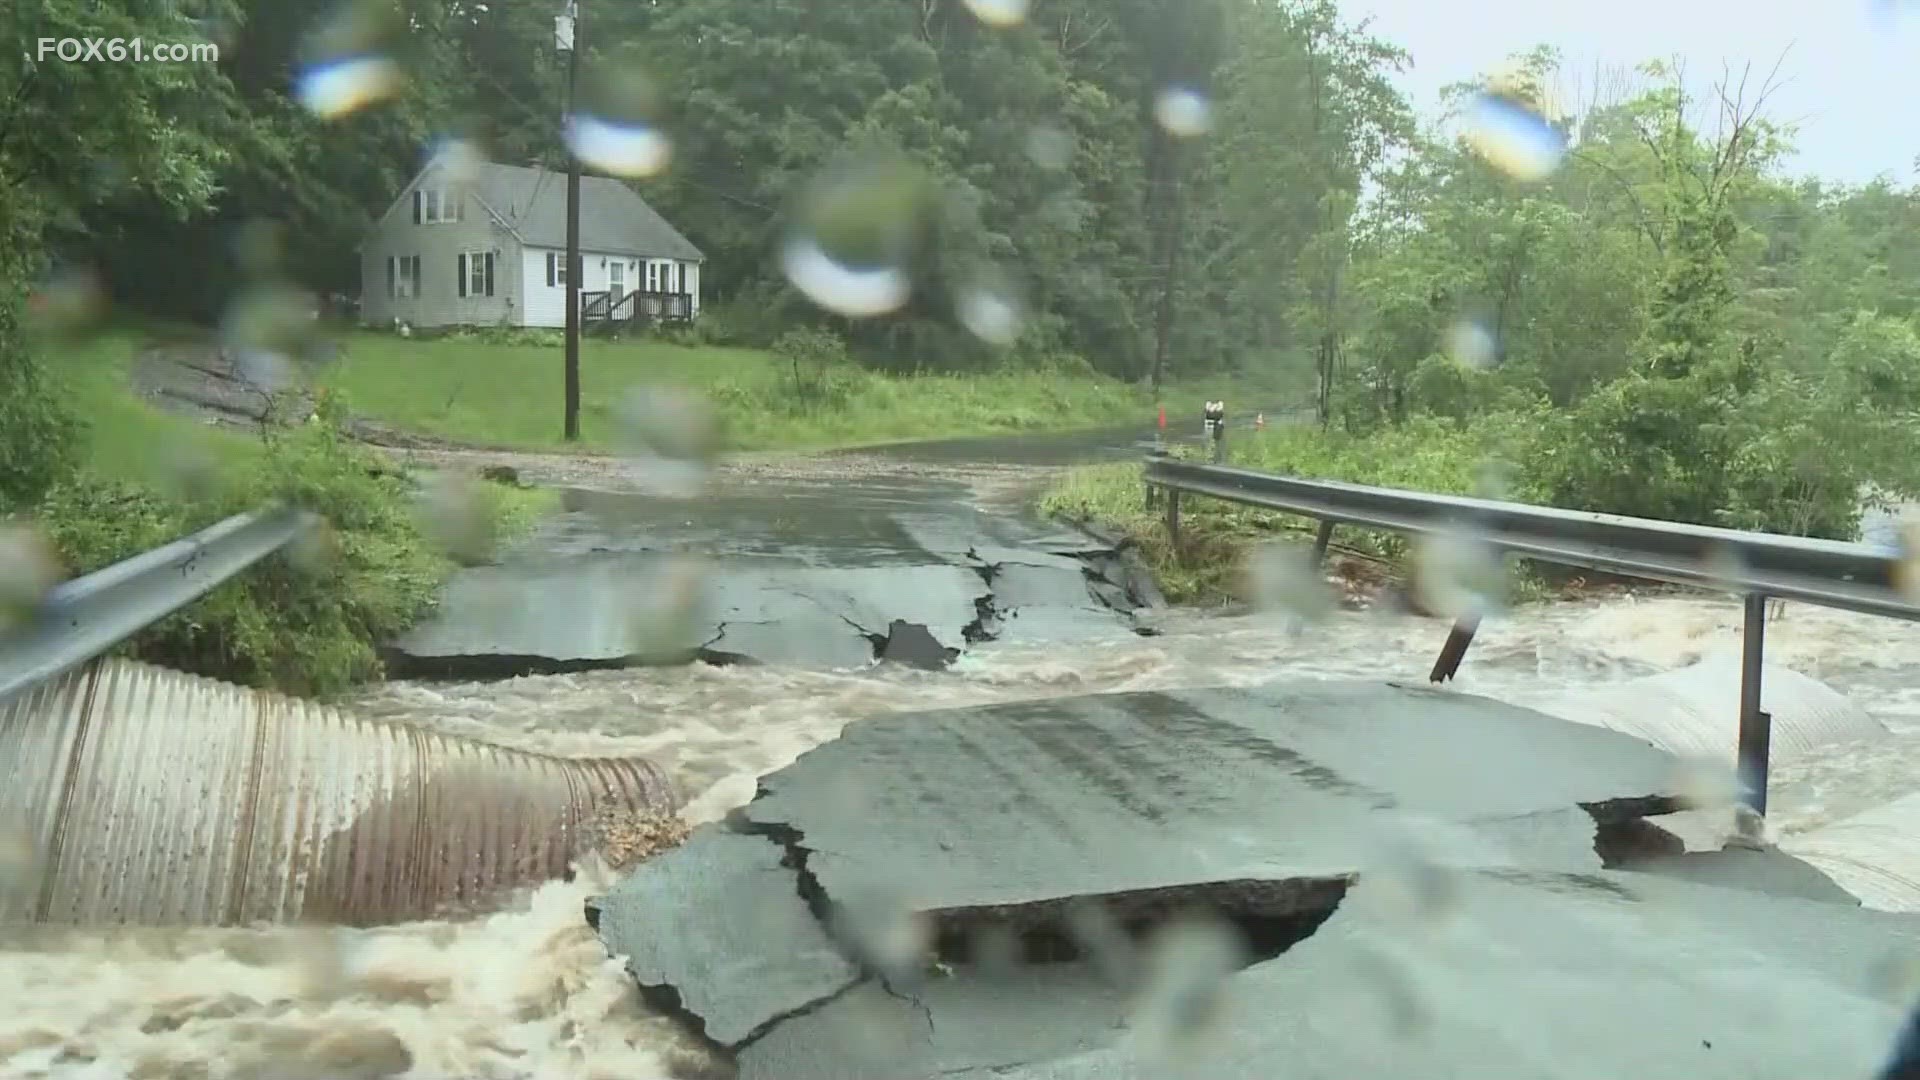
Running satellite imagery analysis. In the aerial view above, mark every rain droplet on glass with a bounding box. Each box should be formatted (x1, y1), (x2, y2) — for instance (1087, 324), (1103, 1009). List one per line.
(625, 555), (707, 662)
(568, 66), (672, 178)
(295, 1), (404, 120)
(221, 286), (323, 394)
(415, 471), (496, 566)
(1130, 916), (1244, 1062)
(0, 523), (65, 632)
(1411, 526), (1506, 621)
(1894, 522), (1920, 601)
(1244, 543), (1335, 625)
(1463, 89), (1566, 181)
(1154, 87), (1213, 138)
(1446, 317), (1498, 370)
(617, 387), (718, 499)
(424, 137), (487, 195)
(962, 0), (1031, 27)
(1026, 123), (1074, 170)
(1669, 757), (1741, 810)
(956, 270), (1025, 347)
(25, 266), (107, 334)
(781, 153), (930, 318)
(1703, 542), (1749, 597)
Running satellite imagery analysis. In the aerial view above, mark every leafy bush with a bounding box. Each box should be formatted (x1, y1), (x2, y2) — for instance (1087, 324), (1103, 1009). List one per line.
(32, 397), (507, 696)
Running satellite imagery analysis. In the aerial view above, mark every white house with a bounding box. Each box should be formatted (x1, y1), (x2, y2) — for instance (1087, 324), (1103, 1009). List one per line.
(359, 160), (705, 329)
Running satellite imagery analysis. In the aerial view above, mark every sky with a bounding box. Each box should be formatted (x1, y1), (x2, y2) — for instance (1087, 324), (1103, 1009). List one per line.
(1341, 0), (1920, 184)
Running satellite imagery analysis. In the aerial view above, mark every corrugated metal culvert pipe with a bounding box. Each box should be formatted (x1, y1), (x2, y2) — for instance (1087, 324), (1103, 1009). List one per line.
(0, 658), (680, 927)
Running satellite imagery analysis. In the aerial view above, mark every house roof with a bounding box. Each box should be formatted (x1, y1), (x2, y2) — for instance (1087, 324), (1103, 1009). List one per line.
(469, 162), (704, 262)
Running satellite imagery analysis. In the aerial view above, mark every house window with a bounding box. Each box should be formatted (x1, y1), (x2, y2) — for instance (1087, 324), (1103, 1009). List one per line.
(677, 263), (688, 295)
(545, 251), (573, 288)
(413, 187), (460, 224)
(387, 254), (421, 299)
(458, 251), (495, 298)
(608, 260), (625, 296)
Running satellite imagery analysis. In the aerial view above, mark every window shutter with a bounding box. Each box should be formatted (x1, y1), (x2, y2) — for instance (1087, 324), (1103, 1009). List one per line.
(546, 252), (555, 288)
(458, 254), (468, 298)
(484, 252), (495, 297)
(412, 190), (422, 224)
(386, 256), (396, 299)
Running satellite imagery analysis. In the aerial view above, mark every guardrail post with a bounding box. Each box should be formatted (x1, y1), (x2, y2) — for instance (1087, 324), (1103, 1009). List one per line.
(1737, 592), (1773, 816)
(1165, 489), (1181, 549)
(1145, 447), (1166, 510)
(1428, 613), (1480, 683)
(1310, 520), (1335, 566)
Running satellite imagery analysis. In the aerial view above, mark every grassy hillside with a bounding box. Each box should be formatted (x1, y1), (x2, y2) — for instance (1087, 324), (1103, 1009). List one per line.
(323, 329), (1296, 453)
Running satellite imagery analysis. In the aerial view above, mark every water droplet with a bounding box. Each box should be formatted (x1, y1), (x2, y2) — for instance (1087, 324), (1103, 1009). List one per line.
(1446, 317), (1499, 370)
(1869, 952), (1920, 1003)
(0, 523), (65, 631)
(1411, 526), (1505, 620)
(424, 137), (486, 193)
(1026, 123), (1073, 170)
(1366, 829), (1461, 929)
(0, 821), (44, 904)
(1346, 940), (1429, 1038)
(1703, 543), (1749, 596)
(956, 271), (1025, 346)
(416, 472), (496, 566)
(1669, 757), (1741, 810)
(569, 67), (672, 178)
(1153, 87), (1213, 138)
(624, 556), (707, 662)
(1470, 459), (1516, 502)
(969, 923), (1023, 976)
(1244, 543), (1335, 624)
(781, 241), (911, 318)
(221, 286), (323, 394)
(832, 889), (931, 986)
(296, 55), (401, 119)
(1131, 916), (1244, 1061)
(962, 0), (1031, 26)
(782, 153), (931, 318)
(617, 388), (718, 499)
(1895, 523), (1920, 601)
(1463, 90), (1566, 181)
(1065, 898), (1137, 986)
(25, 266), (106, 333)
(295, 2), (403, 120)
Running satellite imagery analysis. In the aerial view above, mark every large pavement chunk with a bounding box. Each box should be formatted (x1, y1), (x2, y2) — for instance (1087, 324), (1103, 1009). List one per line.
(741, 681), (1692, 913)
(738, 869), (1920, 1080)
(594, 827), (861, 1047)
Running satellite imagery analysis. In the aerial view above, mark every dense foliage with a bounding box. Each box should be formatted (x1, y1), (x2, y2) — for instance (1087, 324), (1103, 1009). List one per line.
(6, 0), (1920, 574)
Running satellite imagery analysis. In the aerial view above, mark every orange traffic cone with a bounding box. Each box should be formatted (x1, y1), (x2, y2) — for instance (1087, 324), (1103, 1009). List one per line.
(1157, 404), (1167, 431)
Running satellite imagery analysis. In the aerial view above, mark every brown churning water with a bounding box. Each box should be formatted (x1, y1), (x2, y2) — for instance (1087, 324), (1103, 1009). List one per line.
(0, 658), (680, 928)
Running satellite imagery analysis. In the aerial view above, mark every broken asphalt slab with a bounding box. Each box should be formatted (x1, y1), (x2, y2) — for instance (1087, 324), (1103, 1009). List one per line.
(739, 681), (1693, 914)
(737, 868), (1920, 1080)
(592, 678), (1905, 1076)
(593, 826), (861, 1047)
(388, 478), (1151, 677)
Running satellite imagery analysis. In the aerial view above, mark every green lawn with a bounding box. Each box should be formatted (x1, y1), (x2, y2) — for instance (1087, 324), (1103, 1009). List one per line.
(56, 326), (258, 486)
(47, 327), (557, 523)
(321, 329), (1302, 453)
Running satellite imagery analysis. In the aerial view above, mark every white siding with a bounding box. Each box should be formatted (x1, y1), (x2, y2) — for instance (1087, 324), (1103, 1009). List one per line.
(521, 248), (566, 328)
(519, 247), (704, 326)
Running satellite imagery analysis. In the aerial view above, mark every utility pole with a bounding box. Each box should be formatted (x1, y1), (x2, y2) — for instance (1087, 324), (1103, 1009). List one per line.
(557, 1), (582, 441)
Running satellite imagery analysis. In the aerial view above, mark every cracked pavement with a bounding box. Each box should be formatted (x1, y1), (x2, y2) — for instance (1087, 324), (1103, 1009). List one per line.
(387, 472), (1157, 678)
(589, 679), (1918, 1078)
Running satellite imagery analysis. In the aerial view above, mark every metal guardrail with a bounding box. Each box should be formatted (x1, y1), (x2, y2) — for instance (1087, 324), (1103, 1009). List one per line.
(0, 506), (319, 701)
(1144, 453), (1920, 817)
